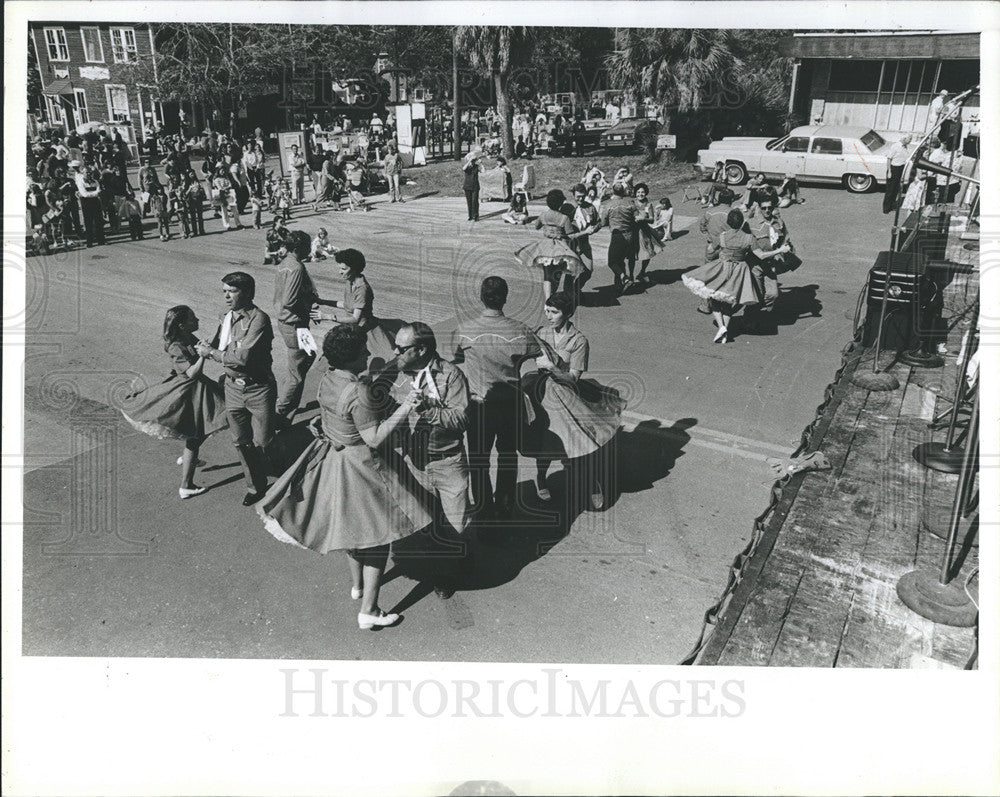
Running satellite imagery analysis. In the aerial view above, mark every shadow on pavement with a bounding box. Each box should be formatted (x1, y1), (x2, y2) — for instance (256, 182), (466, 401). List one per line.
(385, 417), (695, 603)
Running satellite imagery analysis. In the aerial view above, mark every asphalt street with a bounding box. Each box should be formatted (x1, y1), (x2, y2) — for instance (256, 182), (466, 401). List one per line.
(21, 177), (888, 664)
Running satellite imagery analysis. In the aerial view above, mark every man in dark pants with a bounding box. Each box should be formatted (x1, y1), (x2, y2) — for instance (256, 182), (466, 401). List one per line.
(463, 150), (482, 221)
(272, 230), (318, 427)
(196, 272), (276, 505)
(883, 134), (912, 214)
(75, 165), (105, 247)
(452, 276), (541, 519)
(598, 182), (638, 292)
(745, 197), (791, 333)
(384, 322), (471, 598)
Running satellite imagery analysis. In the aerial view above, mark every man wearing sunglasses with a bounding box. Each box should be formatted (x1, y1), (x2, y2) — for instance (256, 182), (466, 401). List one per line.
(745, 198), (792, 333)
(386, 322), (471, 599)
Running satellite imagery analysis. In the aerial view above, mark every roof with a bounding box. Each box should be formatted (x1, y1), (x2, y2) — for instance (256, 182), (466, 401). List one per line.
(42, 77), (77, 95)
(780, 31), (979, 60)
(788, 125), (878, 138)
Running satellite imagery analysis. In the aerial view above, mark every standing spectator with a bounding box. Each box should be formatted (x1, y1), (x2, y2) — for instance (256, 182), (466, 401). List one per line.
(150, 186), (171, 241)
(243, 141), (265, 198)
(883, 134), (913, 213)
(184, 170), (206, 237)
(462, 150), (483, 222)
(168, 175), (190, 238)
(212, 170), (236, 231)
(288, 144), (307, 204)
(196, 272), (277, 506)
(138, 158), (163, 216)
(572, 117), (586, 156)
(75, 164), (105, 247)
(229, 156), (251, 214)
(369, 112), (384, 138)
(98, 161), (121, 234)
(929, 90), (949, 129)
(383, 142), (404, 203)
(272, 230), (319, 427)
(452, 276), (541, 518)
(122, 190), (143, 240)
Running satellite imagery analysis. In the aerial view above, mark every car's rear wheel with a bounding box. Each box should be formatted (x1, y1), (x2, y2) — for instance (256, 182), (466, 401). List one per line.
(724, 162), (747, 185)
(846, 173), (874, 193)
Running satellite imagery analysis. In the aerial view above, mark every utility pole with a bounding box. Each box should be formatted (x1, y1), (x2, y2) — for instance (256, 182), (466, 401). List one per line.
(452, 28), (461, 160)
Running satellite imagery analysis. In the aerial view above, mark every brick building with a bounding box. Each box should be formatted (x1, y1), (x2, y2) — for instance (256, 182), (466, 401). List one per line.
(30, 22), (163, 157)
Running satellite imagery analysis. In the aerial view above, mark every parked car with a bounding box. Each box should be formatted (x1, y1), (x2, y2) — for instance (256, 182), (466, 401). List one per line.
(695, 125), (891, 192)
(547, 117), (618, 154)
(601, 117), (663, 151)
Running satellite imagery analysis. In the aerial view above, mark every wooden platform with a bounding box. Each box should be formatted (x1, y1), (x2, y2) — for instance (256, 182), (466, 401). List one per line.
(695, 221), (980, 669)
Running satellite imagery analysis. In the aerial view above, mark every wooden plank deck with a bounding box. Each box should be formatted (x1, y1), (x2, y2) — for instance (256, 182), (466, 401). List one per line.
(704, 228), (979, 669)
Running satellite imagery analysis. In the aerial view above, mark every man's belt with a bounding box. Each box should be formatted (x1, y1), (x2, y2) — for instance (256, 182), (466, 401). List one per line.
(227, 374), (269, 388)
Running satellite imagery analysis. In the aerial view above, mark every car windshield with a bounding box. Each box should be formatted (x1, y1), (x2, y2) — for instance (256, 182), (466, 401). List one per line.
(860, 130), (887, 151)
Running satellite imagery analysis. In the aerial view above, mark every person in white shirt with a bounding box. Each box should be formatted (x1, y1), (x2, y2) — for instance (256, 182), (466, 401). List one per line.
(75, 165), (105, 246)
(883, 133), (912, 214)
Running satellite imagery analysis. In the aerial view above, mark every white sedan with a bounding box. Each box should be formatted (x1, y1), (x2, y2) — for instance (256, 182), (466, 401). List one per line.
(695, 125), (891, 193)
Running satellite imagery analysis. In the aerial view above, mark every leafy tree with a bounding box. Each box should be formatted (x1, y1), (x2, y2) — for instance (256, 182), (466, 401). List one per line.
(606, 29), (793, 159)
(455, 26), (535, 158)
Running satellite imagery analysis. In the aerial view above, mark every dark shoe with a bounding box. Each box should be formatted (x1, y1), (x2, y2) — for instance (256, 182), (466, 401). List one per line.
(696, 304), (711, 315)
(242, 490), (266, 506)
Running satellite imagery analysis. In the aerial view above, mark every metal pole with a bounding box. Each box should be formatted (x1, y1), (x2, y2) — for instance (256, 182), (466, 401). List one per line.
(452, 29), (461, 161)
(938, 386), (978, 585)
(941, 327), (976, 448)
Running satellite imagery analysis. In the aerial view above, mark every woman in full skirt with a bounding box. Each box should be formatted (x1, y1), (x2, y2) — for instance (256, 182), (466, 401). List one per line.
(120, 305), (228, 499)
(682, 208), (790, 343)
(256, 325), (430, 630)
(522, 292), (625, 511)
(515, 189), (588, 301)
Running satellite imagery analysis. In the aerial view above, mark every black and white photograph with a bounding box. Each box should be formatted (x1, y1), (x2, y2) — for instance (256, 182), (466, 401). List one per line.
(4, 2), (998, 795)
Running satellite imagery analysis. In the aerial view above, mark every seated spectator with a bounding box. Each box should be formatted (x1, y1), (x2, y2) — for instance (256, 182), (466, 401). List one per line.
(777, 172), (801, 207)
(502, 190), (530, 225)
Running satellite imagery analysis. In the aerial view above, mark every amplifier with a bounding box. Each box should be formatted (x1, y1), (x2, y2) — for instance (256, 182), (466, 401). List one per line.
(860, 251), (935, 348)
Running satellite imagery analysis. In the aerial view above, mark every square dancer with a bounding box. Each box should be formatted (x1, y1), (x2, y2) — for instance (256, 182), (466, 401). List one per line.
(196, 272), (277, 505)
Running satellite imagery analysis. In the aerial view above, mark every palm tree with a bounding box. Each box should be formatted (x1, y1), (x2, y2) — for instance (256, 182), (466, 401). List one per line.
(607, 29), (736, 137)
(455, 26), (534, 159)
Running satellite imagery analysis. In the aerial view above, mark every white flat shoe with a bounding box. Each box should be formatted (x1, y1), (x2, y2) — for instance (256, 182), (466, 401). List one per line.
(351, 587), (362, 601)
(713, 326), (728, 343)
(177, 456), (207, 467)
(179, 485), (207, 499)
(358, 609), (400, 630)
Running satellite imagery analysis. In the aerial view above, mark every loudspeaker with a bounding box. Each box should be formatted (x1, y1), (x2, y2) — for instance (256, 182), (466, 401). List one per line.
(860, 251), (937, 349)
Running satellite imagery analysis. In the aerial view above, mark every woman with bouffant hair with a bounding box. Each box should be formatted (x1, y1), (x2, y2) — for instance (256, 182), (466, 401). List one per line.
(256, 325), (430, 630)
(121, 305), (229, 499)
(523, 291), (624, 511)
(310, 247), (400, 373)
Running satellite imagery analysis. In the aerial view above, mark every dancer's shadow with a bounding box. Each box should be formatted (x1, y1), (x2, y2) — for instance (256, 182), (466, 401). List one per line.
(386, 417), (695, 607)
(644, 264), (697, 289)
(584, 283), (623, 308)
(773, 283), (822, 328)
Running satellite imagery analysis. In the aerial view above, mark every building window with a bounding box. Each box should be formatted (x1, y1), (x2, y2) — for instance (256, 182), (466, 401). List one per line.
(74, 89), (90, 124)
(828, 60), (882, 92)
(937, 60), (979, 95)
(105, 84), (131, 122)
(80, 27), (105, 63)
(44, 28), (70, 62)
(110, 27), (138, 63)
(45, 95), (66, 126)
